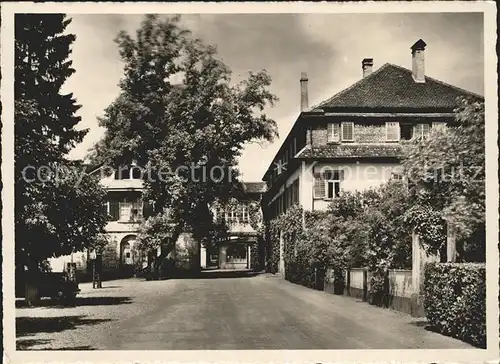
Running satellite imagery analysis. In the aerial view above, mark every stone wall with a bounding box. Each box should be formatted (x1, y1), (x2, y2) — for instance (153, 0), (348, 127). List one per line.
(324, 267), (425, 317)
(311, 126), (328, 146)
(353, 124), (385, 143)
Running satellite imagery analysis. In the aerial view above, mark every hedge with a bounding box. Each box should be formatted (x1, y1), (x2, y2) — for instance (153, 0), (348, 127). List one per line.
(266, 221), (280, 273)
(250, 242), (260, 270)
(423, 262), (486, 348)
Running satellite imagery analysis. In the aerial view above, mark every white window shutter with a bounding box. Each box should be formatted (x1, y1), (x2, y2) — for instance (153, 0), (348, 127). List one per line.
(386, 122), (400, 141)
(422, 123), (430, 137)
(313, 173), (325, 198)
(333, 123), (340, 141)
(341, 122), (354, 141)
(327, 123), (333, 142)
(327, 123), (340, 142)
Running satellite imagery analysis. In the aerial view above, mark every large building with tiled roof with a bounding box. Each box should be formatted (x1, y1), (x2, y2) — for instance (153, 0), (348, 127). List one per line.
(262, 39), (483, 219)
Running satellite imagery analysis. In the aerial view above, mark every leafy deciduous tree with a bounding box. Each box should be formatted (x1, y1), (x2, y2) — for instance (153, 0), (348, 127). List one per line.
(91, 15), (278, 259)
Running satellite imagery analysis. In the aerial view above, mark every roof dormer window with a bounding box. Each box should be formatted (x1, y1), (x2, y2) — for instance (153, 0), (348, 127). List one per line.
(115, 167), (130, 180)
(131, 166), (142, 179)
(413, 123), (431, 139)
(327, 123), (340, 143)
(114, 166), (142, 180)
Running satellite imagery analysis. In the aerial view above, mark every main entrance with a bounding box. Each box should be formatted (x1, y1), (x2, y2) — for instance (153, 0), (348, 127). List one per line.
(219, 243), (249, 269)
(120, 235), (136, 277)
(226, 244), (247, 264)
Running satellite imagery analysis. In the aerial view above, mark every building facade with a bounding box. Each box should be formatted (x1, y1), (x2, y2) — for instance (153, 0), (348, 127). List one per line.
(48, 165), (266, 277)
(48, 165), (147, 278)
(262, 39), (483, 222)
(201, 182), (267, 270)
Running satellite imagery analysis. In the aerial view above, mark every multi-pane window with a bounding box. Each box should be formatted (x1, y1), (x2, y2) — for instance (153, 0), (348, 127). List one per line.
(224, 209), (241, 223)
(241, 207), (250, 224)
(341, 122), (354, 141)
(314, 170), (343, 199)
(327, 123), (340, 143)
(114, 166), (142, 180)
(413, 123), (431, 139)
(391, 172), (404, 181)
(115, 199), (143, 222)
(131, 167), (142, 179)
(326, 171), (342, 199)
(119, 201), (132, 222)
(130, 200), (143, 222)
(115, 168), (130, 180)
(432, 121), (446, 131)
(216, 208), (225, 224)
(386, 122), (400, 141)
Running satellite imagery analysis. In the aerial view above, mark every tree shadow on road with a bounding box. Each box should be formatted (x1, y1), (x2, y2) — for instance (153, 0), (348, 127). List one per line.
(410, 319), (443, 333)
(16, 338), (52, 350)
(71, 296), (133, 306)
(145, 270), (263, 280)
(189, 270), (262, 279)
(16, 296), (133, 308)
(16, 315), (113, 338)
(411, 319), (430, 328)
(16, 338), (96, 350)
(17, 340), (97, 350)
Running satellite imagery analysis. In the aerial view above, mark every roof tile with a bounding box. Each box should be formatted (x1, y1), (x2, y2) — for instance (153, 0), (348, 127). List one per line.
(297, 144), (403, 159)
(314, 64), (483, 112)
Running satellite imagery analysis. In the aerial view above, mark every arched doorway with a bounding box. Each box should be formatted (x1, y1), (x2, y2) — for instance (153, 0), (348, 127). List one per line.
(120, 235), (136, 277)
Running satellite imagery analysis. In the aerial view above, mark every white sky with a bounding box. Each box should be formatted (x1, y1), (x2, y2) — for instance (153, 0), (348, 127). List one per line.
(64, 13), (484, 182)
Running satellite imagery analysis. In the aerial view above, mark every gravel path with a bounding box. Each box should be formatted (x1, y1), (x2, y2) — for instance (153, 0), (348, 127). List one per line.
(16, 273), (473, 350)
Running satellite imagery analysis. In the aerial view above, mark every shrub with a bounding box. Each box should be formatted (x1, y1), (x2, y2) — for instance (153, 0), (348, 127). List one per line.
(423, 262), (486, 348)
(250, 243), (260, 270)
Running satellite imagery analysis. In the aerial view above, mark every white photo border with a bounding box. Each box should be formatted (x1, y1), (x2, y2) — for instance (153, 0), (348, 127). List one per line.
(1, 1), (498, 363)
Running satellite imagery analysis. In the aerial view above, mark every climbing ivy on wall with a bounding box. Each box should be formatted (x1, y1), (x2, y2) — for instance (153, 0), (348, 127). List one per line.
(265, 182), (413, 299)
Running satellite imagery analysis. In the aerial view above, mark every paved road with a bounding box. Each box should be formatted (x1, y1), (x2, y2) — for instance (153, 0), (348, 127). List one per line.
(16, 272), (473, 350)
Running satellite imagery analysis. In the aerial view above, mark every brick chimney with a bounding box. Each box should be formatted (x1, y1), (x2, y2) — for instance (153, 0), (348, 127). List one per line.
(300, 72), (309, 112)
(411, 39), (427, 83)
(362, 58), (373, 78)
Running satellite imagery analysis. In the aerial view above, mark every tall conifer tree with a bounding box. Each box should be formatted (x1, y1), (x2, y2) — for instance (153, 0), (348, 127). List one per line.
(15, 14), (108, 272)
